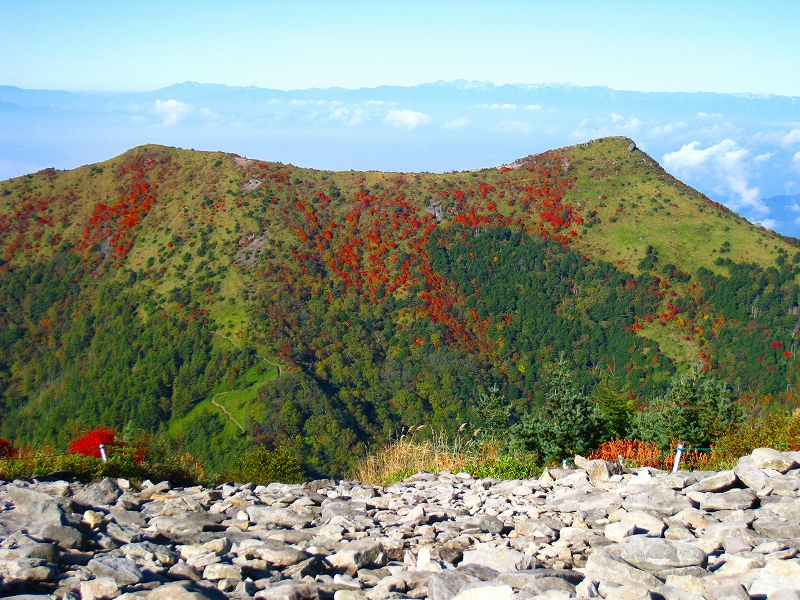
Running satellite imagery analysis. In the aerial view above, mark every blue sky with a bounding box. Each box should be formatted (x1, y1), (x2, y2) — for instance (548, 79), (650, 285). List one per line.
(2, 1), (799, 96)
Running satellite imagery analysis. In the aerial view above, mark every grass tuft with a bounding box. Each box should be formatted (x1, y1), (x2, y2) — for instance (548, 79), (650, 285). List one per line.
(351, 429), (541, 484)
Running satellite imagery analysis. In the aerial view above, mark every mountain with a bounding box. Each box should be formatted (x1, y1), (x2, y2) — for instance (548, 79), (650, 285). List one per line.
(1, 137), (798, 475)
(1, 81), (799, 237)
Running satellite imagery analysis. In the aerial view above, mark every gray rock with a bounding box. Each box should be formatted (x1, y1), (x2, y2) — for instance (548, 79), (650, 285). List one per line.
(734, 457), (769, 492)
(428, 571), (480, 600)
(620, 510), (666, 537)
(751, 448), (797, 472)
(39, 523), (87, 549)
(0, 558), (57, 582)
(752, 518), (800, 539)
(714, 551), (765, 575)
(461, 548), (534, 571)
(237, 540), (309, 567)
(574, 455), (621, 483)
(146, 582), (215, 600)
(88, 555), (145, 585)
(583, 550), (662, 588)
(73, 477), (122, 507)
(622, 488), (693, 516)
(452, 584), (514, 600)
(768, 590), (800, 600)
(617, 538), (707, 571)
(246, 505), (312, 529)
(80, 576), (119, 600)
(699, 489), (756, 511)
(327, 537), (386, 571)
(107, 521), (142, 544)
(254, 582), (320, 599)
(202, 562), (242, 581)
(684, 471), (738, 493)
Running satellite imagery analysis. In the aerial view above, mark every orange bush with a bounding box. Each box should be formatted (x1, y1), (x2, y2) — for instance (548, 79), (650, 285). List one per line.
(589, 439), (667, 468)
(589, 438), (713, 470)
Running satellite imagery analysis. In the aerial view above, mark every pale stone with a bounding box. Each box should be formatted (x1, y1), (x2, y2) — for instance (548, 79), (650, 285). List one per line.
(452, 584), (514, 600)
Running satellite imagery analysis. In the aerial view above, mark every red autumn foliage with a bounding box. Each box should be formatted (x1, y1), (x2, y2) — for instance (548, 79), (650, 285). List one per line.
(0, 438), (16, 458)
(68, 426), (120, 458)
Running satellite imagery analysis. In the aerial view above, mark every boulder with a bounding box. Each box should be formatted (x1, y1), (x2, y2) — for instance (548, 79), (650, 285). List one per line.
(616, 538), (707, 572)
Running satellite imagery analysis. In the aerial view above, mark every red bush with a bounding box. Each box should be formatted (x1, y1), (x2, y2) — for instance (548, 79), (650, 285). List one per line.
(0, 438), (16, 458)
(68, 426), (119, 458)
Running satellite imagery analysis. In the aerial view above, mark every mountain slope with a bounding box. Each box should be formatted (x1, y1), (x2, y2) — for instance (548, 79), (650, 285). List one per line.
(1, 137), (797, 474)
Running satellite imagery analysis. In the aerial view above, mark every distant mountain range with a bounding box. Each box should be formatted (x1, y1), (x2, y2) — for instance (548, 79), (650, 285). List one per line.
(1, 80), (799, 236)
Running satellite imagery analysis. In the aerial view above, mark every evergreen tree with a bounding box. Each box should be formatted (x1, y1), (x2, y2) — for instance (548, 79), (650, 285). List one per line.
(631, 370), (742, 450)
(513, 356), (604, 463)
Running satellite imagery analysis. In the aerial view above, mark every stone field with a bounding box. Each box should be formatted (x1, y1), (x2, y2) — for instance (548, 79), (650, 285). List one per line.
(3, 448), (800, 599)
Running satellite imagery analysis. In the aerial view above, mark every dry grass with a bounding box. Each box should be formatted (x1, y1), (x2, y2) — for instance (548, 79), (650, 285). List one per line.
(352, 428), (540, 484)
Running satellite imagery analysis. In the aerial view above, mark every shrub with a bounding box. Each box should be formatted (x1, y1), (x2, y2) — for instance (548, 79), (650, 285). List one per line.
(227, 441), (304, 484)
(707, 410), (800, 470)
(68, 426), (120, 458)
(0, 446), (208, 485)
(352, 429), (540, 485)
(513, 357), (604, 464)
(0, 438), (17, 458)
(589, 438), (666, 468)
(589, 438), (711, 471)
(630, 373), (741, 450)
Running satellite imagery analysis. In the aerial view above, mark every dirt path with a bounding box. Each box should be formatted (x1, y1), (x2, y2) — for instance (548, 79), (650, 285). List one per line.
(210, 392), (246, 433)
(209, 331), (283, 433)
(213, 331), (283, 376)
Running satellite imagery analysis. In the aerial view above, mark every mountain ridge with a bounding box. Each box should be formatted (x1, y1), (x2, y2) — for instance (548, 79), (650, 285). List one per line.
(1, 136), (798, 475)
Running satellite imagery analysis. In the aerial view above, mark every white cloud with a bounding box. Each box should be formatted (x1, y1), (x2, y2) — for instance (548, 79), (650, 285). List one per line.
(443, 117), (470, 129)
(383, 109), (430, 129)
(364, 100), (384, 106)
(526, 104), (542, 111)
(753, 152), (776, 163)
(476, 103), (517, 110)
(756, 219), (777, 230)
(783, 128), (800, 147)
(154, 99), (192, 125)
(329, 107), (367, 126)
(267, 99), (281, 105)
(611, 113), (624, 122)
(697, 112), (722, 118)
(792, 150), (800, 173)
(663, 140), (767, 214)
(650, 122), (687, 136)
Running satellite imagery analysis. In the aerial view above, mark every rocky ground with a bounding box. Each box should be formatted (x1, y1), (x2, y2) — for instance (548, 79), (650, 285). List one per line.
(3, 449), (800, 600)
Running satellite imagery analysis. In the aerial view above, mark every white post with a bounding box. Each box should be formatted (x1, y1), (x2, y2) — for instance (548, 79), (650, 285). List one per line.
(99, 444), (107, 463)
(672, 444), (684, 473)
(562, 459), (568, 469)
